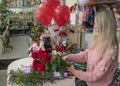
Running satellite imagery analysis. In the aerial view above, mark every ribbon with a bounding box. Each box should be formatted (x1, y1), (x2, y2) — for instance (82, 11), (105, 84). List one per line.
(70, 29), (75, 33)
(56, 46), (65, 52)
(54, 29), (59, 32)
(58, 31), (67, 36)
(36, 38), (41, 41)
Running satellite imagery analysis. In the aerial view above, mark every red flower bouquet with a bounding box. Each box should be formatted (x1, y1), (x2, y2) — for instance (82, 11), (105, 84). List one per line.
(9, 49), (71, 86)
(31, 49), (51, 73)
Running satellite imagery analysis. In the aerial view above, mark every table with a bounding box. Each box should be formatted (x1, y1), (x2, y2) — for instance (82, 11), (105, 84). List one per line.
(7, 57), (75, 86)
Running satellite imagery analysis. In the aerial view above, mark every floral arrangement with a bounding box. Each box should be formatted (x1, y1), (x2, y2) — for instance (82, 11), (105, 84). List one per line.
(29, 24), (46, 42)
(9, 49), (71, 86)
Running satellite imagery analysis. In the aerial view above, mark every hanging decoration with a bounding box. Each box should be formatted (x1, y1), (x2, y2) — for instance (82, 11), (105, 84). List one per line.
(78, 6), (95, 32)
(53, 5), (70, 27)
(35, 6), (53, 26)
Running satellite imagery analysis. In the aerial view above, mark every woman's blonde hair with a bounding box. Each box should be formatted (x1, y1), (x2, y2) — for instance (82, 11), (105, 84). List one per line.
(91, 9), (118, 58)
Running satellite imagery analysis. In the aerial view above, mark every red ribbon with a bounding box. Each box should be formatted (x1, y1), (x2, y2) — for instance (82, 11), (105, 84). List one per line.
(54, 29), (59, 32)
(58, 31), (67, 37)
(56, 46), (65, 52)
(36, 38), (41, 41)
(70, 29), (75, 33)
(45, 48), (52, 51)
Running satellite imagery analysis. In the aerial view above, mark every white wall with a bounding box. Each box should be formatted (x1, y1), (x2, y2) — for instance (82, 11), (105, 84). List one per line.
(65, 0), (77, 7)
(84, 33), (92, 48)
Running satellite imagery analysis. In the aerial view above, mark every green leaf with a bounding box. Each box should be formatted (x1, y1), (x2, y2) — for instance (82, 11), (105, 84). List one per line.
(59, 68), (66, 77)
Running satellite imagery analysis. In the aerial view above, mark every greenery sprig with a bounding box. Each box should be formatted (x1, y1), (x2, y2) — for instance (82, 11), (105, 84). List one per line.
(9, 69), (56, 86)
(47, 54), (71, 77)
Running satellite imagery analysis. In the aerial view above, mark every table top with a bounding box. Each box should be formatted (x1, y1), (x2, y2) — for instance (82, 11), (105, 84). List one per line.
(7, 57), (75, 86)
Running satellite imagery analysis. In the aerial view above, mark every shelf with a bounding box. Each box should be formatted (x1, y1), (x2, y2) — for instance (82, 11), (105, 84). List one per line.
(6, 0), (41, 9)
(9, 28), (30, 36)
(9, 27), (30, 30)
(98, 0), (120, 4)
(7, 7), (34, 10)
(8, 6), (35, 33)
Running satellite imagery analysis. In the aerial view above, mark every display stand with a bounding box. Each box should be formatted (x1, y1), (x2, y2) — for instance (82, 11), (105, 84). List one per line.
(6, 0), (38, 35)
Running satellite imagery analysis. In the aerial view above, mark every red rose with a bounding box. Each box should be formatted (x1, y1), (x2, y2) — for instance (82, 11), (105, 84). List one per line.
(37, 49), (46, 58)
(41, 53), (51, 63)
(36, 37), (41, 41)
(32, 60), (40, 69)
(37, 64), (46, 73)
(56, 46), (65, 52)
(31, 52), (38, 59)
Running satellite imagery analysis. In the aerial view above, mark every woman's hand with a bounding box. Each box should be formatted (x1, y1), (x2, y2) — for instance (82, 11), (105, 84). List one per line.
(62, 55), (69, 61)
(67, 65), (75, 73)
(62, 54), (73, 61)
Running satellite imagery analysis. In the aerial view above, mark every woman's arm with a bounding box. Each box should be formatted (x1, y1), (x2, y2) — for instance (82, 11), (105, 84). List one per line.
(63, 49), (89, 63)
(67, 47), (118, 81)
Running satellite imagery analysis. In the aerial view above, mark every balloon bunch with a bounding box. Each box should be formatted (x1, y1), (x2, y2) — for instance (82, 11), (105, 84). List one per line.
(35, 0), (70, 27)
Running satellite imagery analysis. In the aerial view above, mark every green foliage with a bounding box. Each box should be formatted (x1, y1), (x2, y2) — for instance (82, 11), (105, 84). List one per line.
(47, 54), (71, 77)
(3, 36), (13, 49)
(29, 24), (46, 41)
(0, 0), (9, 35)
(9, 68), (57, 86)
(112, 69), (120, 85)
(0, 1), (12, 49)
(0, 13), (8, 35)
(0, 0), (5, 9)
(9, 69), (56, 86)
(0, 27), (5, 34)
(9, 54), (71, 86)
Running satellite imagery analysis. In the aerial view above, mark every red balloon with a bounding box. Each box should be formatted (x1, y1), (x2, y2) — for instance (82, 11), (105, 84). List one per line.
(42, 0), (59, 2)
(53, 5), (70, 27)
(42, 0), (60, 11)
(35, 6), (53, 26)
(42, 0), (60, 3)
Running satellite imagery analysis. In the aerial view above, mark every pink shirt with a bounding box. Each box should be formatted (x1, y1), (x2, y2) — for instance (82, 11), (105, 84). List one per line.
(70, 48), (119, 86)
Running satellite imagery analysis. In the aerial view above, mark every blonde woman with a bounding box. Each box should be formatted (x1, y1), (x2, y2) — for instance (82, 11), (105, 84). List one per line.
(63, 9), (119, 86)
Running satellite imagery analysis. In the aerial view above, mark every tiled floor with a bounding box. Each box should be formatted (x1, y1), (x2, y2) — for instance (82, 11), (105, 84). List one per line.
(0, 35), (30, 86)
(0, 70), (7, 86)
(0, 35), (30, 59)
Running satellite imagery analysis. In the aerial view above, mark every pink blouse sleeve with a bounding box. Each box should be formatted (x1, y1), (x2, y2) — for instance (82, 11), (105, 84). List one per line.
(72, 48), (118, 81)
(67, 49), (89, 63)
